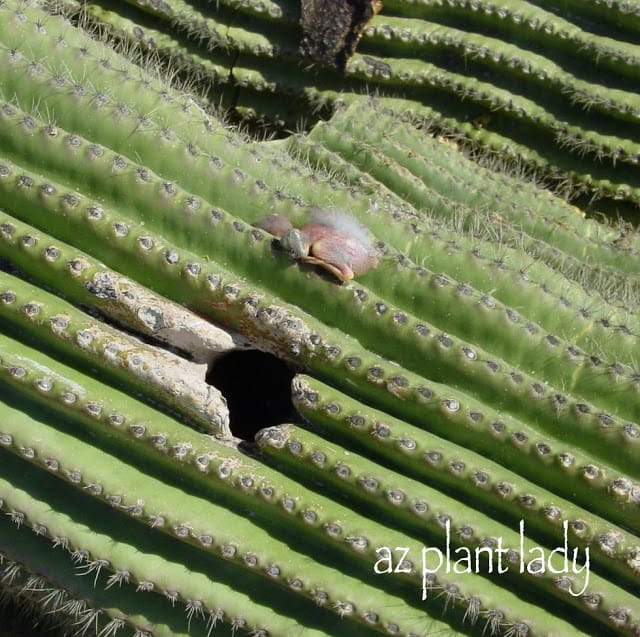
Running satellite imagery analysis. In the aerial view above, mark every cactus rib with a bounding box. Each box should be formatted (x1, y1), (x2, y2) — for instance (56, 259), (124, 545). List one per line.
(0, 1), (638, 635)
(0, 269), (230, 436)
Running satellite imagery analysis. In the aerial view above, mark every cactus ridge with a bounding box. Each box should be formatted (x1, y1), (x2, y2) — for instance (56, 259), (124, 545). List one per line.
(351, 91), (640, 204)
(310, 106), (640, 276)
(304, 118), (640, 312)
(3, 149), (639, 489)
(0, 19), (352, 222)
(291, 375), (640, 554)
(0, 398), (436, 637)
(70, 2), (325, 104)
(0, 2), (242, 152)
(0, 541), (173, 637)
(0, 450), (387, 637)
(286, 133), (640, 318)
(4, 98), (637, 450)
(0, 269), (230, 435)
(345, 51), (640, 171)
(0, 348), (601, 637)
(0, 211), (246, 363)
(79, 0), (343, 107)
(1, 107), (639, 514)
(326, 101), (640, 258)
(256, 421), (640, 619)
(298, 113), (634, 286)
(363, 15), (640, 125)
(43, 0), (640, 204)
(122, 0), (296, 58)
(0, 1), (639, 635)
(380, 0), (640, 81)
(524, 0), (640, 42)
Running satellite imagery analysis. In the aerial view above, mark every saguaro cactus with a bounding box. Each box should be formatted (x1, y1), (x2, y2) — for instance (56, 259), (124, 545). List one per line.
(48, 0), (640, 209)
(0, 1), (638, 637)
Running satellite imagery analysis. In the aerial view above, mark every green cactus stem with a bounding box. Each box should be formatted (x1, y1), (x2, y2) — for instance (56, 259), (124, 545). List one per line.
(0, 269), (230, 435)
(284, 133), (640, 313)
(0, 450), (389, 637)
(0, 213), (245, 363)
(43, 0), (640, 206)
(0, 1), (639, 636)
(0, 147), (638, 516)
(362, 14), (640, 125)
(1, 124), (638, 477)
(3, 3), (638, 315)
(0, 341), (603, 637)
(291, 374), (640, 554)
(0, 397), (441, 637)
(0, 392), (604, 635)
(323, 102), (640, 263)
(256, 422), (640, 631)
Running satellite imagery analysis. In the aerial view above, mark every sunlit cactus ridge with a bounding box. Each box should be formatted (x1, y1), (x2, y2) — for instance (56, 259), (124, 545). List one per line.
(0, 2), (638, 637)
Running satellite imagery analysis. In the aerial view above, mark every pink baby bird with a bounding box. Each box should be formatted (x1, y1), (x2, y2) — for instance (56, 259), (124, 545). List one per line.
(256, 210), (379, 282)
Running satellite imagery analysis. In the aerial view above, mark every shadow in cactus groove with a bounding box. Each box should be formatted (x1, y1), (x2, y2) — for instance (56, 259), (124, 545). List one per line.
(206, 350), (297, 441)
(0, 595), (65, 637)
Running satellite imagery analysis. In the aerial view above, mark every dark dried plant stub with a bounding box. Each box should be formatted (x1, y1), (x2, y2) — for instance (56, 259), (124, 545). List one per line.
(299, 0), (383, 71)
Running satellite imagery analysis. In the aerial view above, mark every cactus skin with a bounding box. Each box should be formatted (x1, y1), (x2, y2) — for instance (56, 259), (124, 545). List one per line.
(2, 99), (639, 479)
(0, 1), (640, 637)
(255, 421), (640, 633)
(0, 394), (438, 637)
(288, 375), (640, 589)
(48, 0), (640, 207)
(0, 270), (230, 435)
(311, 102), (640, 277)
(2, 171), (637, 530)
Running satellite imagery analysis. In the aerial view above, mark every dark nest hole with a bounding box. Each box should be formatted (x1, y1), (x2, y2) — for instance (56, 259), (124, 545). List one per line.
(206, 349), (298, 441)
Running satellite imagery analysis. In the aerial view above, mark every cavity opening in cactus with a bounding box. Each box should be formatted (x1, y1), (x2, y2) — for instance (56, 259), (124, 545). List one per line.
(206, 350), (297, 441)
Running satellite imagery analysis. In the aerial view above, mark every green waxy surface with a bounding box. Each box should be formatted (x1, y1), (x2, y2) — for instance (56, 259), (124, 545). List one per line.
(1, 200), (637, 532)
(0, 1), (639, 635)
(291, 375), (640, 544)
(19, 0), (640, 203)
(2, 347), (596, 634)
(1, 144), (638, 483)
(0, 398), (438, 637)
(256, 422), (640, 632)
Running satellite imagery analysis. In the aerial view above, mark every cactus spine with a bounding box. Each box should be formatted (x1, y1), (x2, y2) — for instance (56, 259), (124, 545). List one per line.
(0, 1), (638, 636)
